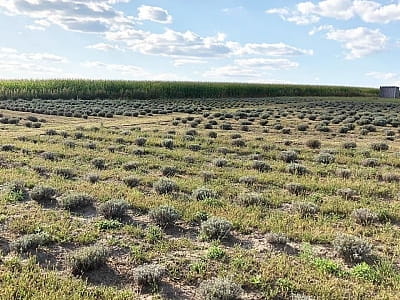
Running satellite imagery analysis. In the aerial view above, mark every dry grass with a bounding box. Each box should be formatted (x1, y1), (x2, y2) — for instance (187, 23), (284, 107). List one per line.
(1, 97), (400, 299)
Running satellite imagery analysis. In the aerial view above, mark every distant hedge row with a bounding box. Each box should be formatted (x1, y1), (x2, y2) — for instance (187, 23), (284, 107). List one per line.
(0, 80), (378, 100)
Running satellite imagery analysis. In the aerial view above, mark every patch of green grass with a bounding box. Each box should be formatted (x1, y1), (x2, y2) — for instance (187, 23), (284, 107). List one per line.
(145, 225), (164, 244)
(206, 243), (226, 260)
(96, 219), (123, 230)
(313, 257), (345, 277)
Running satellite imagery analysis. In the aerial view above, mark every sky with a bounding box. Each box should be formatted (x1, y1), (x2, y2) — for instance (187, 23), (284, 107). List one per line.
(0, 0), (399, 87)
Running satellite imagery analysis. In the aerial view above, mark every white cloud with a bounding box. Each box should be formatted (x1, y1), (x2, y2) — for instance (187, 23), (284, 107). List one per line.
(0, 1), (313, 64)
(35, 19), (51, 27)
(309, 25), (334, 35)
(366, 72), (400, 87)
(0, 61), (62, 76)
(0, 1), (319, 80)
(121, 29), (231, 58)
(204, 65), (262, 79)
(26, 24), (46, 31)
(353, 1), (400, 23)
(325, 27), (388, 59)
(0, 0), (135, 33)
(105, 28), (146, 41)
(307, 24), (388, 59)
(173, 59), (207, 67)
(0, 47), (67, 78)
(234, 58), (299, 70)
(266, 8), (289, 16)
(0, 47), (68, 63)
(297, 0), (355, 20)
(203, 58), (299, 80)
(82, 61), (143, 74)
(233, 42), (314, 56)
(26, 19), (51, 30)
(266, 7), (320, 25)
(137, 5), (172, 23)
(105, 28), (313, 59)
(81, 60), (188, 81)
(285, 14), (321, 25)
(366, 71), (398, 82)
(268, 0), (400, 24)
(86, 43), (122, 51)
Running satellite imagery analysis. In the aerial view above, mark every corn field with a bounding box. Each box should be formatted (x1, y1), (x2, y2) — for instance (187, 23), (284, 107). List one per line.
(0, 80), (378, 100)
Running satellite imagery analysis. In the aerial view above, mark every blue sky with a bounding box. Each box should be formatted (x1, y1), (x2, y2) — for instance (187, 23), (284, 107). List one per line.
(0, 0), (399, 87)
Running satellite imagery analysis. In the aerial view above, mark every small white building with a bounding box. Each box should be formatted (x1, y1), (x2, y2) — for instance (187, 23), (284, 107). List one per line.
(380, 86), (399, 98)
